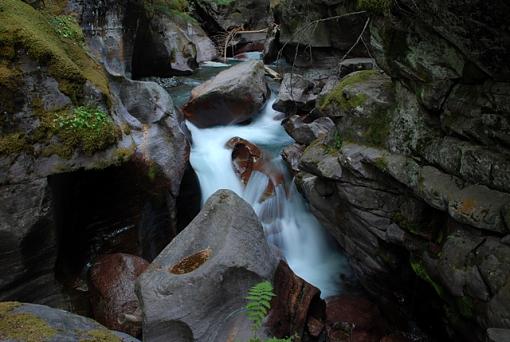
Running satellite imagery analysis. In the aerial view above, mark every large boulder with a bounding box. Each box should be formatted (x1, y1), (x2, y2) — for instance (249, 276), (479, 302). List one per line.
(0, 301), (140, 342)
(89, 253), (150, 337)
(183, 61), (270, 127)
(137, 190), (277, 342)
(283, 115), (335, 145)
(273, 74), (318, 114)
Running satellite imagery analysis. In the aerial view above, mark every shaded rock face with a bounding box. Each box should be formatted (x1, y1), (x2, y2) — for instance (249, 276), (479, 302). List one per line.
(0, 0), (190, 310)
(192, 0), (272, 33)
(137, 190), (277, 342)
(284, 2), (510, 340)
(89, 253), (149, 337)
(273, 74), (318, 114)
(0, 302), (140, 342)
(183, 61), (270, 128)
(132, 12), (216, 78)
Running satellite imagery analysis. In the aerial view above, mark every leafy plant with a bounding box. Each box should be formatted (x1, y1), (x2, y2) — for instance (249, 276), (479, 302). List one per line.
(49, 15), (84, 43)
(244, 281), (292, 342)
(55, 106), (110, 131)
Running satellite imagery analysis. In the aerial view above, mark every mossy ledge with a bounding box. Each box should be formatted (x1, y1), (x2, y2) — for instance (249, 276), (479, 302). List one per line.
(0, 302), (57, 342)
(0, 0), (109, 102)
(319, 70), (377, 112)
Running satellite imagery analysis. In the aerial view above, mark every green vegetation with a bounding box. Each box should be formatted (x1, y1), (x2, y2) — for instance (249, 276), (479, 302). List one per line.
(0, 0), (109, 102)
(325, 131), (343, 154)
(49, 15), (84, 44)
(52, 106), (120, 156)
(144, 0), (196, 22)
(79, 329), (121, 342)
(319, 70), (376, 112)
(0, 133), (27, 155)
(410, 258), (445, 298)
(357, 0), (392, 14)
(245, 281), (292, 342)
(0, 302), (57, 342)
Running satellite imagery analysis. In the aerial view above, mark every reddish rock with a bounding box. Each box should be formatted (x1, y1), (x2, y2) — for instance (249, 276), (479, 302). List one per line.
(183, 61), (269, 128)
(226, 137), (284, 197)
(325, 295), (386, 342)
(267, 261), (322, 339)
(89, 253), (149, 337)
(307, 316), (325, 337)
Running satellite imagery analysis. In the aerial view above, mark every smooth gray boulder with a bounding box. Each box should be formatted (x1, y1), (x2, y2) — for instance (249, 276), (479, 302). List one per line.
(0, 302), (139, 342)
(273, 74), (317, 114)
(283, 115), (335, 145)
(137, 190), (277, 342)
(183, 61), (270, 128)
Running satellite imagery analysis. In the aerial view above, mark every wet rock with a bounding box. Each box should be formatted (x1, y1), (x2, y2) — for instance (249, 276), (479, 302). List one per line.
(0, 180), (61, 306)
(325, 295), (385, 342)
(0, 302), (139, 342)
(283, 115), (334, 145)
(273, 74), (317, 114)
(137, 190), (277, 342)
(338, 58), (376, 78)
(282, 143), (305, 174)
(267, 261), (322, 339)
(487, 328), (510, 342)
(226, 137), (284, 197)
(183, 61), (270, 128)
(89, 253), (149, 337)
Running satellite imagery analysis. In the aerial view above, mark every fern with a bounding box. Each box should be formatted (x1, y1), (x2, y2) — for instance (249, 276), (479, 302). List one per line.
(246, 281), (275, 332)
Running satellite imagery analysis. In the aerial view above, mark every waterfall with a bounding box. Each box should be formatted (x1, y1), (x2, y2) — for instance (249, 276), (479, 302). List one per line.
(186, 96), (349, 298)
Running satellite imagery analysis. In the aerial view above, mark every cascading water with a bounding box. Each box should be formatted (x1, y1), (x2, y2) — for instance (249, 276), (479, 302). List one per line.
(187, 94), (349, 298)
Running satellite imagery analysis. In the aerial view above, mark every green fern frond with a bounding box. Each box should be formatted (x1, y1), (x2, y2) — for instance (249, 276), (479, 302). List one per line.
(245, 281), (275, 332)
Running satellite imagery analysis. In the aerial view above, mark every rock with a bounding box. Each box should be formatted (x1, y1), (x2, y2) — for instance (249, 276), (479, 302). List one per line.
(89, 253), (149, 337)
(338, 58), (376, 78)
(487, 328), (510, 342)
(273, 74), (317, 114)
(183, 61), (270, 128)
(0, 180), (60, 306)
(267, 261), (322, 339)
(0, 301), (140, 342)
(325, 295), (385, 342)
(137, 190), (277, 342)
(192, 0), (272, 32)
(282, 143), (305, 174)
(132, 12), (216, 77)
(283, 115), (335, 145)
(318, 70), (395, 148)
(226, 137), (284, 198)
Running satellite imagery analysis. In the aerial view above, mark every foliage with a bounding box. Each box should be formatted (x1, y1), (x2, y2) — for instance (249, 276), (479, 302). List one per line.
(0, 0), (109, 102)
(246, 281), (275, 332)
(49, 15), (84, 44)
(55, 106), (110, 130)
(325, 132), (343, 154)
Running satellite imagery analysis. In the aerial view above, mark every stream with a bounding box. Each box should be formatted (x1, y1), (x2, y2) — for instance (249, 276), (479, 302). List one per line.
(168, 61), (350, 298)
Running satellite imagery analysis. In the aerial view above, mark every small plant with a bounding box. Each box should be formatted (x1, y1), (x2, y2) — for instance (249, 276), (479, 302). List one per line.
(55, 106), (110, 130)
(325, 132), (343, 154)
(49, 15), (84, 43)
(245, 281), (292, 342)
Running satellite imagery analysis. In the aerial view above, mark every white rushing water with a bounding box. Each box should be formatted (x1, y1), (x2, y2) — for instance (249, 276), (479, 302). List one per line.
(186, 96), (349, 298)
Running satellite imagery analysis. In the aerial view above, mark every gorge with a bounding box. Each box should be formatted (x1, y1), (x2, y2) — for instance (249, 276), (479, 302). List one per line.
(0, 0), (509, 341)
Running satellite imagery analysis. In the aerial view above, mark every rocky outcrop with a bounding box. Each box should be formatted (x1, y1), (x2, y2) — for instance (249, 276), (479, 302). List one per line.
(281, 1), (510, 340)
(89, 253), (149, 337)
(0, 0), (189, 309)
(183, 61), (270, 127)
(136, 190), (277, 342)
(192, 0), (272, 33)
(0, 301), (140, 342)
(283, 115), (335, 145)
(273, 74), (317, 114)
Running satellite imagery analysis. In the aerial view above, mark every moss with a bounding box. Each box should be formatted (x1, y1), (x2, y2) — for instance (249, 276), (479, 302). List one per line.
(41, 0), (70, 15)
(363, 106), (390, 147)
(49, 15), (84, 44)
(0, 0), (109, 102)
(410, 258), (445, 298)
(0, 62), (22, 113)
(79, 329), (122, 342)
(455, 296), (474, 319)
(114, 145), (136, 163)
(357, 0), (392, 14)
(0, 133), (28, 155)
(320, 70), (377, 112)
(0, 302), (57, 342)
(144, 0), (197, 22)
(373, 156), (388, 171)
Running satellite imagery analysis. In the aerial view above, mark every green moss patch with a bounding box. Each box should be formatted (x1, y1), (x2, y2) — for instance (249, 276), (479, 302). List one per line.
(0, 62), (22, 113)
(410, 258), (445, 298)
(0, 302), (57, 342)
(79, 329), (122, 342)
(0, 133), (27, 155)
(49, 15), (84, 44)
(0, 0), (109, 101)
(357, 0), (392, 14)
(320, 70), (377, 112)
